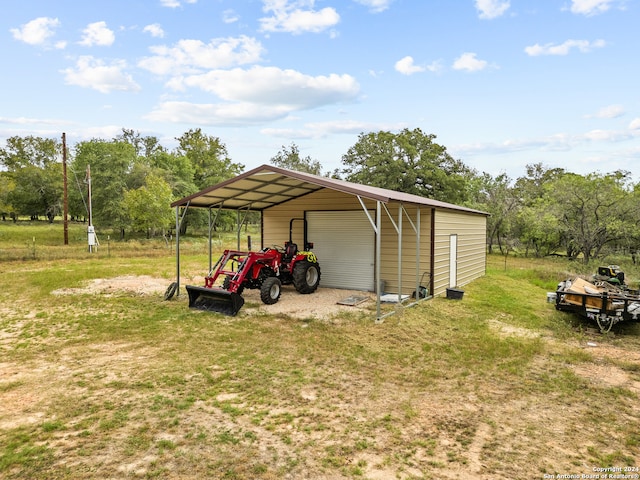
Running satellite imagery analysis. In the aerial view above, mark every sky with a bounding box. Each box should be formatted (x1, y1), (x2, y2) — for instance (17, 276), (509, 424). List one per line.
(2, 0), (639, 182)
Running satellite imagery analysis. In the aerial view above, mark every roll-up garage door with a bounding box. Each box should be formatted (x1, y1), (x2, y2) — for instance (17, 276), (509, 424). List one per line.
(306, 211), (374, 291)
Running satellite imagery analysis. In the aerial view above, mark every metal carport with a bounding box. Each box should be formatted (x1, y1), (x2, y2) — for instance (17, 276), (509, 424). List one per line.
(171, 164), (487, 322)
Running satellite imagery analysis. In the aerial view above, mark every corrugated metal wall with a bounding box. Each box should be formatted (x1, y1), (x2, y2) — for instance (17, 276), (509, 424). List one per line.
(263, 189), (375, 247)
(263, 189), (486, 296)
(378, 203), (432, 296)
(432, 209), (486, 296)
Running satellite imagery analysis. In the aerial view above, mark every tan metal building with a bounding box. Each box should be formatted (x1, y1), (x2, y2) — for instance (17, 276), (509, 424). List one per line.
(172, 164), (488, 321)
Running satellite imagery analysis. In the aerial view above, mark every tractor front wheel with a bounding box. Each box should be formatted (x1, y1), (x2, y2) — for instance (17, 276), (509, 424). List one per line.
(260, 277), (282, 304)
(293, 260), (321, 294)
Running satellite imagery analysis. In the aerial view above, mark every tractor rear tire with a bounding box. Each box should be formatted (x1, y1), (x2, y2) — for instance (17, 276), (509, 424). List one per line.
(260, 277), (282, 304)
(293, 260), (321, 294)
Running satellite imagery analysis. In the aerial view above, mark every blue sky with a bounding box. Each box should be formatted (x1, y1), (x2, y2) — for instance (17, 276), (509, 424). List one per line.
(2, 0), (639, 182)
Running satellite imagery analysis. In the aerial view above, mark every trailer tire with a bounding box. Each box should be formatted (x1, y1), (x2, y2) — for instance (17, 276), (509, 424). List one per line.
(293, 260), (321, 294)
(260, 277), (282, 304)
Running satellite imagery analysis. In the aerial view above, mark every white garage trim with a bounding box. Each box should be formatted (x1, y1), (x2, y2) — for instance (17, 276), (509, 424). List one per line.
(449, 234), (458, 287)
(306, 210), (375, 290)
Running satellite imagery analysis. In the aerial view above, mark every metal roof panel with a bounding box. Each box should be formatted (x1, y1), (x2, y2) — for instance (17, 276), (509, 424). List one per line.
(171, 164), (489, 216)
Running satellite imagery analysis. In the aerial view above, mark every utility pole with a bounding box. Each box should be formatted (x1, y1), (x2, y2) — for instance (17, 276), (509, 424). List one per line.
(62, 133), (69, 245)
(87, 164), (92, 227)
(87, 164), (96, 253)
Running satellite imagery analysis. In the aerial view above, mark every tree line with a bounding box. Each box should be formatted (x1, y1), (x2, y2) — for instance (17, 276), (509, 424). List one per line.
(0, 128), (243, 237)
(1, 127), (638, 263)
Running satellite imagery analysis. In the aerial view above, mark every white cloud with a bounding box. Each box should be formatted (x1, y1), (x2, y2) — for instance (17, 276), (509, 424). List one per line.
(262, 119), (407, 139)
(0, 116), (71, 126)
(167, 66), (360, 109)
(394, 56), (425, 75)
(525, 39), (606, 56)
(61, 56), (140, 93)
(394, 56), (442, 75)
(452, 52), (488, 72)
(147, 64), (359, 126)
(475, 0), (510, 19)
(143, 24), (165, 38)
(79, 21), (115, 47)
(585, 105), (625, 119)
(138, 36), (264, 75)
(570, 0), (615, 16)
(160, 0), (197, 7)
(352, 0), (394, 13)
(10, 17), (65, 49)
(580, 125), (640, 143)
(145, 101), (293, 125)
(427, 60), (444, 73)
(582, 129), (621, 141)
(81, 125), (130, 139)
(223, 9), (240, 24)
(454, 122), (640, 162)
(260, 0), (340, 34)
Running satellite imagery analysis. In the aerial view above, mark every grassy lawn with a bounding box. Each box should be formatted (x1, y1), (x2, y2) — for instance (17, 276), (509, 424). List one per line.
(1, 221), (639, 479)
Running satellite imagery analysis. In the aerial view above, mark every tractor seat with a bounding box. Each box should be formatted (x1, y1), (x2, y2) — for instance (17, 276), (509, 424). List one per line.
(283, 242), (298, 261)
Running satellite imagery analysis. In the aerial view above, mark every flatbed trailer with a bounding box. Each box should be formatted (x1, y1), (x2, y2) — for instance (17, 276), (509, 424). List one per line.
(555, 277), (640, 332)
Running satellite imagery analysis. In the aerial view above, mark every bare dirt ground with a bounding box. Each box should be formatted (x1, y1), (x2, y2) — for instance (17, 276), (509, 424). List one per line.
(51, 274), (376, 320)
(51, 275), (172, 297)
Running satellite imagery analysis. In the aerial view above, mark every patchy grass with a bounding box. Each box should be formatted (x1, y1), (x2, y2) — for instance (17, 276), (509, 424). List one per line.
(1, 226), (639, 479)
(0, 219), (249, 262)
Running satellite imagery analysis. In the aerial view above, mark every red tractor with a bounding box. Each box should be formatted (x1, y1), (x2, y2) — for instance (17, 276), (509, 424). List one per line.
(186, 240), (321, 316)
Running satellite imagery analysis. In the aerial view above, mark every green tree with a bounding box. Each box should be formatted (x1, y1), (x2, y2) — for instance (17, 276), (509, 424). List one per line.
(0, 135), (59, 170)
(466, 172), (517, 254)
(114, 128), (197, 199)
(151, 150), (197, 199)
(506, 163), (568, 257)
(515, 199), (562, 257)
(0, 172), (15, 220)
(71, 139), (136, 231)
(123, 173), (174, 236)
(174, 129), (244, 234)
(175, 128), (243, 189)
(546, 171), (633, 263)
(0, 135), (62, 221)
(627, 184), (640, 263)
(270, 143), (323, 175)
(513, 163), (566, 207)
(339, 128), (470, 204)
(115, 128), (164, 158)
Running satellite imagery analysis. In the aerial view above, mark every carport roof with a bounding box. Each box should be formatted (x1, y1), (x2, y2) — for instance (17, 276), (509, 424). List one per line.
(171, 164), (488, 215)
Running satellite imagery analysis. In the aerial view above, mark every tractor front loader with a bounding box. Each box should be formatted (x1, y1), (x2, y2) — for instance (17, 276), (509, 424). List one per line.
(186, 240), (320, 316)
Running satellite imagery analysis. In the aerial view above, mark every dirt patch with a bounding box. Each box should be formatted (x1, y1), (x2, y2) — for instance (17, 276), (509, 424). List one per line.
(241, 285), (374, 320)
(51, 275), (171, 297)
(0, 341), (157, 431)
(571, 363), (638, 390)
(50, 275), (375, 320)
(569, 343), (640, 393)
(488, 314), (542, 338)
(583, 342), (640, 365)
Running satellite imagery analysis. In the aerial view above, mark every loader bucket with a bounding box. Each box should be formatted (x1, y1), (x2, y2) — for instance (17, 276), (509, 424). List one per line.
(186, 285), (245, 316)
